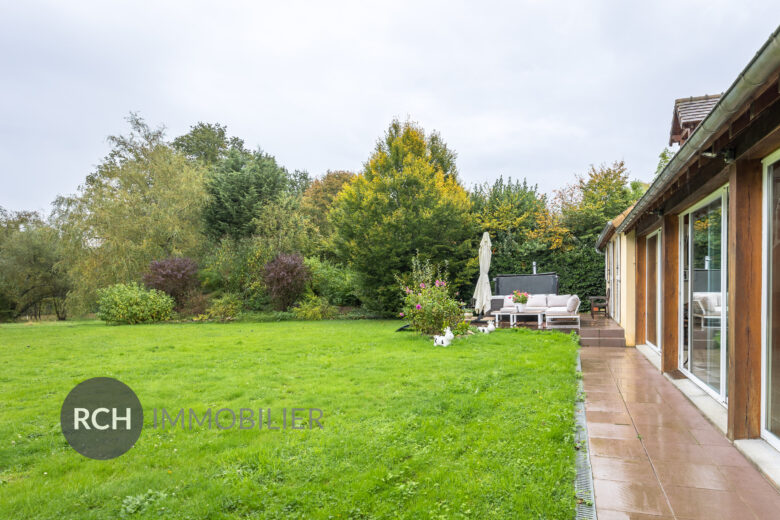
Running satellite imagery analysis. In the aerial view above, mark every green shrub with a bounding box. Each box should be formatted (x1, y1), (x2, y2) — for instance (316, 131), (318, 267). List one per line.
(452, 320), (473, 336)
(399, 257), (462, 335)
(96, 283), (174, 325)
(207, 293), (242, 321)
(292, 295), (338, 321)
(305, 257), (361, 306)
(178, 289), (208, 317)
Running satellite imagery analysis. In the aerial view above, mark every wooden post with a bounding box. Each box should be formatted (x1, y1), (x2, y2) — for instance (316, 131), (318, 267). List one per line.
(727, 159), (763, 440)
(636, 235), (647, 346)
(661, 214), (679, 372)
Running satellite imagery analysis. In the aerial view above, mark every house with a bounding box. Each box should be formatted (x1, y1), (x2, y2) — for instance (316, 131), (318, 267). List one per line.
(595, 204), (636, 345)
(595, 26), (780, 453)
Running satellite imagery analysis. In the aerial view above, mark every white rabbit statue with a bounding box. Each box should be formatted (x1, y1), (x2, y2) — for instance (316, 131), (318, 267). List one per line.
(433, 334), (451, 347)
(486, 321), (496, 332)
(443, 327), (454, 341)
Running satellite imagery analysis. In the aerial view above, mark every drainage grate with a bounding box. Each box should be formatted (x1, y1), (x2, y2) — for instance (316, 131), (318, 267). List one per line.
(575, 353), (597, 520)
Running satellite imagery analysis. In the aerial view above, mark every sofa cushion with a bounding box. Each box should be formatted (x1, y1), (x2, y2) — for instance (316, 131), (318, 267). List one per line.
(527, 294), (547, 307)
(696, 294), (718, 313)
(504, 295), (515, 307)
(546, 306), (571, 316)
(567, 295), (580, 313)
(547, 294), (570, 307)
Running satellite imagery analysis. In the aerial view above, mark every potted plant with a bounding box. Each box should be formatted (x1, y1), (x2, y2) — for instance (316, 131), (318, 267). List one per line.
(512, 290), (529, 312)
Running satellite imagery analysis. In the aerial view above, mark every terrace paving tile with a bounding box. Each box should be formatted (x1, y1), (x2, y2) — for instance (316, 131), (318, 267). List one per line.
(582, 347), (780, 519)
(663, 486), (754, 519)
(590, 456), (658, 484)
(593, 479), (673, 516)
(652, 461), (731, 490)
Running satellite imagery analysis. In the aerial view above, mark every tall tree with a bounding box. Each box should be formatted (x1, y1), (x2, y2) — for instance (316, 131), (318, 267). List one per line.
(203, 148), (303, 241)
(471, 176), (546, 234)
(655, 147), (674, 177)
(555, 160), (643, 243)
(56, 114), (208, 312)
(301, 170), (355, 248)
(330, 119), (475, 312)
(172, 122), (244, 165)
(0, 223), (70, 319)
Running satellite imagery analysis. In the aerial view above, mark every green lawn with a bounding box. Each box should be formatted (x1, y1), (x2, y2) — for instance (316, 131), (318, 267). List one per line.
(0, 320), (579, 519)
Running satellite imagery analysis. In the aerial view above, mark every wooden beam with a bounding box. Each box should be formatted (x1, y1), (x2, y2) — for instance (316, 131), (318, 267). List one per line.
(635, 235), (647, 346)
(661, 214), (679, 372)
(662, 158), (729, 215)
(625, 96), (780, 234)
(635, 214), (663, 238)
(727, 158), (763, 440)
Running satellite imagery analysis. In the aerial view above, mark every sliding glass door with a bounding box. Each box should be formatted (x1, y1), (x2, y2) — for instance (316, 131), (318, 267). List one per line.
(646, 231), (660, 350)
(764, 156), (780, 446)
(680, 188), (728, 402)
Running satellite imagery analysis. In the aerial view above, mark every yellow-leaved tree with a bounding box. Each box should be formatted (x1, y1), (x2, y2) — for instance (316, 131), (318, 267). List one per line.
(329, 119), (475, 313)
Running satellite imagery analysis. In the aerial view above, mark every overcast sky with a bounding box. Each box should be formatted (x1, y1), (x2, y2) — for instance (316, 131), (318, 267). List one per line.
(1, 1), (778, 212)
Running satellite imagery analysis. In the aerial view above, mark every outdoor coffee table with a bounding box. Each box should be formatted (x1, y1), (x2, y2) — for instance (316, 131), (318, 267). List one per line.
(512, 310), (545, 328)
(493, 309), (545, 328)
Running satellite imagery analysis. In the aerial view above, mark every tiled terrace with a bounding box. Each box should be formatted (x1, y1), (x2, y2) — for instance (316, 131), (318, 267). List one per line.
(581, 347), (780, 519)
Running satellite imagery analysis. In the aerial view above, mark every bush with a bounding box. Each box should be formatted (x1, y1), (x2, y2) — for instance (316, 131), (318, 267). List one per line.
(96, 283), (174, 325)
(305, 257), (361, 306)
(399, 257), (463, 335)
(452, 320), (473, 336)
(292, 295), (338, 320)
(262, 253), (310, 311)
(178, 289), (208, 317)
(207, 294), (242, 321)
(142, 257), (199, 309)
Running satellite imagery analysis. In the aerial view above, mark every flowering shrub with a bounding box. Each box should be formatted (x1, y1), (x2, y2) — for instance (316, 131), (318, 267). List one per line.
(142, 257), (199, 309)
(398, 256), (462, 335)
(512, 291), (529, 304)
(262, 253), (310, 311)
(97, 283), (174, 325)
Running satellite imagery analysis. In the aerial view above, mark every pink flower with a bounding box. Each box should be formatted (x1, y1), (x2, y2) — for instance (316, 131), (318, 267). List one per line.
(420, 283), (426, 289)
(399, 312), (405, 317)
(415, 304), (422, 309)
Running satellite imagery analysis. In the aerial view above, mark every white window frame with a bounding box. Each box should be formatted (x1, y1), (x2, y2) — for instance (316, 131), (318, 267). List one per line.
(615, 235), (621, 323)
(646, 229), (662, 352)
(761, 147), (780, 451)
(677, 186), (729, 405)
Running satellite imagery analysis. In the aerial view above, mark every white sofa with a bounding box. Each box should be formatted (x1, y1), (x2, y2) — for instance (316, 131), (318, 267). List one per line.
(692, 291), (722, 328)
(491, 293), (581, 329)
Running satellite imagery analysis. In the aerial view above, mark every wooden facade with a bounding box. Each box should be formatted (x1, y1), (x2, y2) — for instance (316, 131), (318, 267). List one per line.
(600, 30), (780, 445)
(727, 159), (763, 439)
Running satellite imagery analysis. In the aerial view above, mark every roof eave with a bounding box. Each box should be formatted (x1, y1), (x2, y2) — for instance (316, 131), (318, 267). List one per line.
(595, 221), (615, 252)
(617, 25), (780, 235)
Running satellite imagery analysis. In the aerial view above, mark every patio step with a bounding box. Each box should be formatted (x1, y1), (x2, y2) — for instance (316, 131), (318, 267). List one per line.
(580, 328), (624, 339)
(578, 317), (626, 347)
(580, 336), (625, 347)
